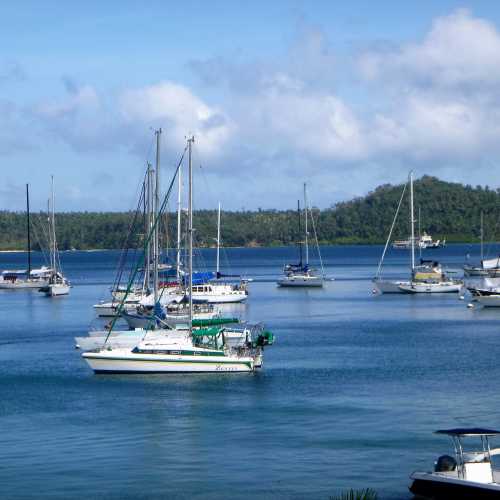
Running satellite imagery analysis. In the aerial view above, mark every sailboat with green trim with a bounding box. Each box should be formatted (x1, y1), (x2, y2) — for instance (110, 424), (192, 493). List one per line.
(82, 136), (274, 374)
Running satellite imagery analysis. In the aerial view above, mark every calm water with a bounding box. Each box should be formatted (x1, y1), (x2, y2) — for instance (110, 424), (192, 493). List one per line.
(1, 244), (500, 499)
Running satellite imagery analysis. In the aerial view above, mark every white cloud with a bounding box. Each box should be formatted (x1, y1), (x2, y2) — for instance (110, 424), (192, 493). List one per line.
(358, 8), (500, 89)
(119, 82), (233, 157)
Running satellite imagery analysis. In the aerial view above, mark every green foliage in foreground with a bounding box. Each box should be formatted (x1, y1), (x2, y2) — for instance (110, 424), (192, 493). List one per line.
(330, 488), (378, 500)
(0, 176), (499, 250)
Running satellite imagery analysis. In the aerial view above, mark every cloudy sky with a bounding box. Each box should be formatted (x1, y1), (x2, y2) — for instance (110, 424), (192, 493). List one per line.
(2, 1), (500, 212)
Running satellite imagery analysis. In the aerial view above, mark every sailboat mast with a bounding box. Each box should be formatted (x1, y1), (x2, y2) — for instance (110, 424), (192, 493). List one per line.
(144, 164), (152, 292)
(297, 200), (302, 266)
(216, 202), (221, 274)
(410, 171), (415, 271)
(304, 183), (309, 266)
(480, 210), (484, 261)
(26, 184), (31, 277)
(176, 161), (182, 281)
(153, 128), (161, 305)
(51, 176), (56, 272)
(187, 136), (194, 332)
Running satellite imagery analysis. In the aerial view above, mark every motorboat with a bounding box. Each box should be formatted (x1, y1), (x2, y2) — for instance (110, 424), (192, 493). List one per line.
(410, 428), (500, 499)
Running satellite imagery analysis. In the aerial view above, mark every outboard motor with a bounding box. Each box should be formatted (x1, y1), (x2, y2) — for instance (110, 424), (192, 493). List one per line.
(434, 454), (457, 472)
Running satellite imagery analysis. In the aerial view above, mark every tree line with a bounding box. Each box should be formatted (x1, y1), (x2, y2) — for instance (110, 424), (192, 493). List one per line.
(0, 176), (498, 251)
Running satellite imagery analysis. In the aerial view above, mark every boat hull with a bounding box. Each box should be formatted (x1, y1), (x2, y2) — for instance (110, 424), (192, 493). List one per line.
(277, 276), (323, 287)
(0, 280), (48, 289)
(410, 472), (500, 499)
(44, 284), (70, 296)
(373, 280), (409, 294)
(82, 351), (255, 373)
(477, 295), (500, 307)
(398, 282), (462, 294)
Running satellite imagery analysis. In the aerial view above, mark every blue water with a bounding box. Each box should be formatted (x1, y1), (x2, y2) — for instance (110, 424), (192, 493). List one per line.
(1, 244), (499, 499)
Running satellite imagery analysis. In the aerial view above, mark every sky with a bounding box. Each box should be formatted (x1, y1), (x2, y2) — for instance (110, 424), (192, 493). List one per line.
(2, 0), (500, 212)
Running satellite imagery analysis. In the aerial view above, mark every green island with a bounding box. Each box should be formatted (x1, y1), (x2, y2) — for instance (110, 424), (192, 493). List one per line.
(0, 175), (499, 251)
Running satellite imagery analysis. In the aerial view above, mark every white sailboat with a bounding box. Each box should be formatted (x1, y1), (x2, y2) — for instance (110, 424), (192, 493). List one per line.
(39, 177), (70, 297)
(375, 172), (461, 294)
(82, 136), (273, 373)
(0, 184), (53, 290)
(277, 183), (325, 287)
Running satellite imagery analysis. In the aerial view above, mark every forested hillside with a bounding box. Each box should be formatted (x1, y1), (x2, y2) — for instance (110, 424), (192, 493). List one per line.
(0, 176), (498, 250)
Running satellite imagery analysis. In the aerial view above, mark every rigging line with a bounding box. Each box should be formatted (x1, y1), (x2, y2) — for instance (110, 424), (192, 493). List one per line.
(30, 212), (50, 266)
(307, 200), (325, 278)
(104, 144), (188, 344)
(375, 180), (408, 280)
(197, 163), (237, 277)
(112, 175), (147, 292)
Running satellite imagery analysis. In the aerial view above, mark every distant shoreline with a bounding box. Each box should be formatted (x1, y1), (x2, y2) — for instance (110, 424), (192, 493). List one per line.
(0, 241), (487, 254)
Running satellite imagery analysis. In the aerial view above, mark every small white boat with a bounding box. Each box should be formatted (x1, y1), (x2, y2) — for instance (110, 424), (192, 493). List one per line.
(410, 428), (500, 499)
(42, 272), (71, 296)
(277, 266), (324, 287)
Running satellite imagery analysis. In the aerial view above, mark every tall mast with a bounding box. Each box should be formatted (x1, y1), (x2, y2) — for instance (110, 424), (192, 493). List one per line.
(410, 171), (415, 272)
(51, 176), (56, 272)
(144, 163), (152, 292)
(187, 136), (194, 333)
(480, 210), (484, 261)
(153, 128), (161, 304)
(176, 160), (182, 281)
(304, 183), (309, 266)
(297, 200), (302, 266)
(26, 184), (31, 276)
(216, 202), (221, 274)
(418, 205), (422, 258)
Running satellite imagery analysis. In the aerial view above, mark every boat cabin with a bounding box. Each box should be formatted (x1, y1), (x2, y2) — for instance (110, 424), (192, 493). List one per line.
(435, 429), (500, 483)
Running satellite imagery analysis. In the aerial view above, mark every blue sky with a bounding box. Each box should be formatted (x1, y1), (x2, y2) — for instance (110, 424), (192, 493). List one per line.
(2, 1), (500, 212)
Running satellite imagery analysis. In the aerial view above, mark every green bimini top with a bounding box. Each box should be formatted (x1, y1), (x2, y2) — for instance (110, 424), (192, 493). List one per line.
(191, 327), (222, 338)
(192, 317), (239, 327)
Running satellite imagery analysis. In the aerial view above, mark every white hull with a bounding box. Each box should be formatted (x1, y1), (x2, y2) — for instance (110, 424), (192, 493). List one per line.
(93, 302), (138, 317)
(277, 276), (323, 287)
(476, 295), (500, 307)
(123, 310), (218, 330)
(45, 284), (70, 296)
(399, 282), (462, 294)
(0, 279), (48, 289)
(374, 280), (410, 294)
(82, 349), (255, 373)
(191, 291), (247, 303)
(76, 327), (248, 352)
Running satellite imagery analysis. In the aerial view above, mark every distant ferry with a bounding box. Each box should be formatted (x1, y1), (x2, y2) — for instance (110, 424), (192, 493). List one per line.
(393, 232), (445, 250)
